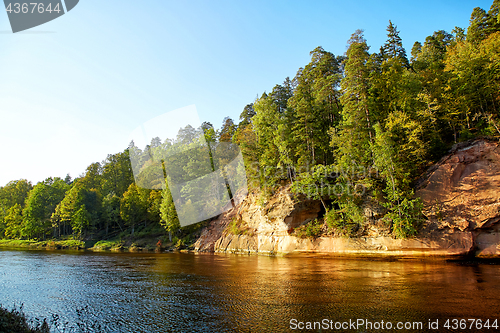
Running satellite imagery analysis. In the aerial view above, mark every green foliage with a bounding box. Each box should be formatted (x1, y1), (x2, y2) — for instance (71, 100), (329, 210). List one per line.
(228, 217), (242, 235)
(218, 117), (237, 142)
(289, 47), (343, 167)
(0, 180), (33, 237)
(120, 183), (148, 234)
(159, 180), (180, 235)
(51, 181), (101, 239)
(0, 305), (49, 333)
(291, 164), (335, 210)
(4, 204), (24, 239)
(101, 150), (135, 197)
(21, 178), (69, 240)
(2, 2), (499, 242)
(445, 31), (500, 138)
(332, 30), (374, 175)
(252, 90), (284, 190)
(372, 123), (422, 237)
(293, 219), (323, 239)
(227, 217), (255, 236)
(147, 190), (162, 223)
(325, 201), (363, 236)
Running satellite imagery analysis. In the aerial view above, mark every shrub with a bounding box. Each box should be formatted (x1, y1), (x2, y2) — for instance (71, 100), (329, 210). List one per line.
(325, 208), (360, 237)
(294, 219), (323, 239)
(0, 305), (49, 333)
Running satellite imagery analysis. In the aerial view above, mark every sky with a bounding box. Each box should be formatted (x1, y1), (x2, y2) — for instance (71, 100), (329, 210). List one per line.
(0, 0), (495, 187)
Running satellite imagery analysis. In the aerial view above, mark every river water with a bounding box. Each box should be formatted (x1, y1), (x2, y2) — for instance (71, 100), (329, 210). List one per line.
(0, 249), (499, 332)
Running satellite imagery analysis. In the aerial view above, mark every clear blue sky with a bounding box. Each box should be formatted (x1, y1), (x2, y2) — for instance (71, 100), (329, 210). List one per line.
(0, 0), (494, 186)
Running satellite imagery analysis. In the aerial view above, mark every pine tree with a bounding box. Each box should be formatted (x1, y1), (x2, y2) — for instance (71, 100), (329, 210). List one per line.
(487, 0), (500, 35)
(289, 47), (343, 167)
(380, 21), (409, 67)
(329, 30), (375, 229)
(372, 124), (421, 238)
(333, 30), (374, 169)
(159, 180), (180, 241)
(467, 7), (489, 44)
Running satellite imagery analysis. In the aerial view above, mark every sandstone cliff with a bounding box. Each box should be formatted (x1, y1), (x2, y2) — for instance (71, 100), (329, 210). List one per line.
(194, 139), (500, 258)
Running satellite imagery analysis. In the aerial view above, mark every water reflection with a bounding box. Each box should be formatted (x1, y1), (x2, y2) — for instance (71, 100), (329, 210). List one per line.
(0, 250), (499, 332)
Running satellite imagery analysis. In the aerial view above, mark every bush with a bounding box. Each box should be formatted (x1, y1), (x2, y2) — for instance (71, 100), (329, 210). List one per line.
(227, 218), (255, 236)
(325, 208), (360, 237)
(0, 305), (49, 333)
(228, 218), (243, 235)
(293, 219), (323, 239)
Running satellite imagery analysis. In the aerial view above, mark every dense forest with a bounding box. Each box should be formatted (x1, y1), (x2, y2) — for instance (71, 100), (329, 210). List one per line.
(1, 1), (499, 242)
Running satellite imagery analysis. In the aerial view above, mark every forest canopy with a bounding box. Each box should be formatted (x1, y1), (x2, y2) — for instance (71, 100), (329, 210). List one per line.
(1, 1), (499, 241)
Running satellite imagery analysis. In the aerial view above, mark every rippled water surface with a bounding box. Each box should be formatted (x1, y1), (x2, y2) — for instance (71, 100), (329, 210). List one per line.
(1, 250), (500, 332)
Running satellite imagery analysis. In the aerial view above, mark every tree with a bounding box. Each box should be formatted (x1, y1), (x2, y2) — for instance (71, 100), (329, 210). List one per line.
(22, 178), (69, 240)
(487, 0), (500, 35)
(467, 7), (489, 44)
(0, 179), (32, 237)
(159, 180), (180, 241)
(64, 174), (73, 185)
(51, 180), (101, 238)
(79, 163), (103, 193)
(233, 105), (259, 187)
(252, 91), (283, 193)
(147, 190), (162, 224)
(120, 183), (147, 235)
(332, 29), (374, 172)
(101, 150), (135, 198)
(372, 21), (413, 122)
(380, 20), (409, 67)
(218, 117), (237, 142)
(445, 31), (500, 137)
(102, 193), (122, 235)
(289, 48), (343, 167)
(72, 206), (91, 238)
(412, 30), (455, 147)
(410, 41), (422, 63)
(4, 204), (23, 239)
(372, 124), (421, 238)
(328, 30), (375, 231)
(237, 104), (256, 128)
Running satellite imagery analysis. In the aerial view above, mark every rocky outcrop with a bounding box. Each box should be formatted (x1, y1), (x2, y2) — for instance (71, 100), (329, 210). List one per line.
(417, 138), (500, 257)
(194, 139), (500, 258)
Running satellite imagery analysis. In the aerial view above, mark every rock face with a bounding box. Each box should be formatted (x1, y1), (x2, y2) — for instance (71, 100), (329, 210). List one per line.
(194, 139), (500, 258)
(417, 139), (500, 257)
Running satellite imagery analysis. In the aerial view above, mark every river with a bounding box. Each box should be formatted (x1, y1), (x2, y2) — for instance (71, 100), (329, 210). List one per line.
(0, 249), (499, 332)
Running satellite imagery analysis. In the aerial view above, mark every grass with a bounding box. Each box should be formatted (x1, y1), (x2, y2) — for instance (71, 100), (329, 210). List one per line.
(0, 222), (198, 253)
(0, 240), (34, 248)
(0, 239), (85, 250)
(90, 239), (124, 251)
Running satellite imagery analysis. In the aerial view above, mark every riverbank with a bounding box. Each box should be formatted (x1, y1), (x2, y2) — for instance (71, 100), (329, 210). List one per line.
(3, 139), (499, 259)
(0, 231), (196, 253)
(0, 239), (86, 250)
